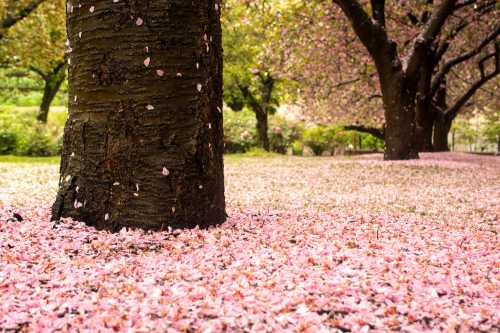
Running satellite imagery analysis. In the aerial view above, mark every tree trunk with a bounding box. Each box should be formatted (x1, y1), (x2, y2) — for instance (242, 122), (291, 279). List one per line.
(414, 55), (435, 152)
(417, 110), (435, 152)
(381, 73), (419, 160)
(255, 109), (270, 151)
(52, 0), (226, 231)
(37, 70), (66, 123)
(431, 80), (449, 151)
(433, 114), (452, 151)
(496, 135), (499, 155)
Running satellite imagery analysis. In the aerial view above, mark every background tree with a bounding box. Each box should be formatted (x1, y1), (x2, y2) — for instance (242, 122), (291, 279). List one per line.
(283, 0), (499, 159)
(0, 0), (46, 41)
(52, 0), (226, 231)
(222, 0), (293, 151)
(0, 0), (67, 123)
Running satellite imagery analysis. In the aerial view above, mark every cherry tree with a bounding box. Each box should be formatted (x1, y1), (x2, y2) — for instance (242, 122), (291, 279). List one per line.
(284, 0), (499, 159)
(222, 0), (293, 151)
(52, 0), (226, 231)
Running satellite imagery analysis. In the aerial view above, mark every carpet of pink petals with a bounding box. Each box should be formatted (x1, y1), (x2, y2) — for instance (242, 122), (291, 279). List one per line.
(0, 153), (499, 332)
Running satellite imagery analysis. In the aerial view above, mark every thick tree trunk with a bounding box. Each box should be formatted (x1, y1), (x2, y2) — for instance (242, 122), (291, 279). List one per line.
(431, 81), (449, 151)
(52, 0), (226, 231)
(37, 72), (66, 123)
(433, 114), (452, 151)
(255, 110), (270, 151)
(417, 110), (435, 152)
(381, 74), (419, 160)
(415, 56), (435, 152)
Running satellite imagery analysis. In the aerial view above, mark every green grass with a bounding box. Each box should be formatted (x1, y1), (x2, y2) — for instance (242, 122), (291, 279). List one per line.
(0, 155), (61, 164)
(0, 150), (279, 165)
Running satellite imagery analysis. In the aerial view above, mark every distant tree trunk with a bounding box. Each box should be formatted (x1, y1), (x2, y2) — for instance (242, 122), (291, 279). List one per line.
(35, 63), (67, 123)
(257, 75), (274, 151)
(52, 0), (226, 231)
(496, 135), (500, 155)
(255, 109), (270, 151)
(432, 82), (451, 152)
(433, 114), (452, 151)
(239, 73), (274, 151)
(415, 56), (435, 152)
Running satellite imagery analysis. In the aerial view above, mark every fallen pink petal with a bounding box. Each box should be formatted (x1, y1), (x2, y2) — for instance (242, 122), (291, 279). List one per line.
(1, 153), (499, 332)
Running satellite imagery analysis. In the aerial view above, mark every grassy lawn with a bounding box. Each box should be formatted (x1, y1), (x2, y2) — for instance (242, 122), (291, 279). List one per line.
(0, 155), (61, 164)
(0, 149), (279, 165)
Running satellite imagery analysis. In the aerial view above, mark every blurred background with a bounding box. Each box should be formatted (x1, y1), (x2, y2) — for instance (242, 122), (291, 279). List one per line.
(0, 0), (498, 159)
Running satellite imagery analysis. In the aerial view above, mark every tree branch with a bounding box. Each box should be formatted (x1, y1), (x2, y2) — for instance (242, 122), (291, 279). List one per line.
(28, 66), (48, 81)
(332, 0), (396, 71)
(370, 0), (385, 27)
(405, 0), (458, 76)
(0, 0), (46, 39)
(431, 25), (500, 97)
(444, 44), (499, 120)
(344, 125), (385, 140)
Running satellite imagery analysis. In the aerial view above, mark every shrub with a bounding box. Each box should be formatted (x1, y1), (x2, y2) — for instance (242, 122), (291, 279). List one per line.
(291, 140), (304, 156)
(16, 125), (60, 156)
(223, 108), (258, 153)
(303, 126), (335, 156)
(243, 147), (279, 157)
(0, 107), (65, 156)
(360, 133), (384, 150)
(269, 116), (303, 154)
(0, 129), (18, 154)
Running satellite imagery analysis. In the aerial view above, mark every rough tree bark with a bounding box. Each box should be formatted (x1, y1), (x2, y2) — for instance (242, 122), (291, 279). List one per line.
(52, 0), (226, 231)
(380, 72), (419, 160)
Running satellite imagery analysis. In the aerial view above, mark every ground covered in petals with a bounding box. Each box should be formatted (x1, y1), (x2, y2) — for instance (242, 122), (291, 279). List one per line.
(1, 153), (499, 332)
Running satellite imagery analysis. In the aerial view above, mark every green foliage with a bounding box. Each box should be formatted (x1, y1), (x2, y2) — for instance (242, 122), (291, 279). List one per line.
(302, 126), (335, 156)
(1, 0), (66, 74)
(291, 140), (304, 156)
(0, 128), (17, 154)
(223, 107), (306, 154)
(0, 155), (60, 164)
(269, 115), (303, 154)
(223, 109), (384, 156)
(16, 124), (60, 156)
(359, 132), (385, 150)
(452, 119), (476, 145)
(0, 106), (66, 156)
(481, 113), (500, 145)
(242, 147), (280, 157)
(223, 108), (258, 153)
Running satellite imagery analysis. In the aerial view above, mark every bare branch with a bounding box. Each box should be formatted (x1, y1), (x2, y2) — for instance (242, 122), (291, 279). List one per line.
(332, 0), (397, 72)
(344, 125), (385, 140)
(405, 0), (458, 76)
(445, 43), (499, 119)
(431, 25), (500, 96)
